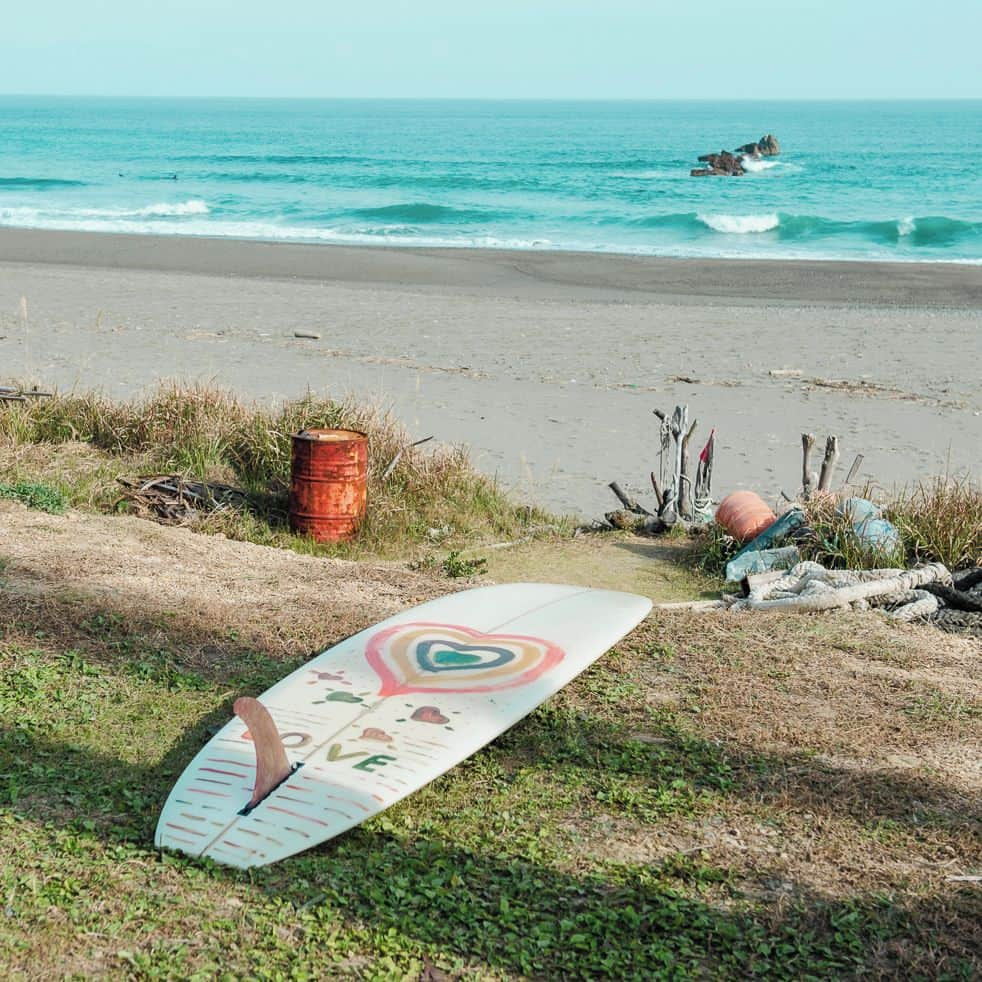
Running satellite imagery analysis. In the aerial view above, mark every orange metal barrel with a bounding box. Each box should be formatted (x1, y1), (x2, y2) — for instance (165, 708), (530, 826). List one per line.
(289, 429), (368, 542)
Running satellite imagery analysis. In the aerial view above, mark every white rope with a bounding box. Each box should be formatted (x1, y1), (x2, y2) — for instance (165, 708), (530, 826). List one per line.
(732, 562), (951, 618)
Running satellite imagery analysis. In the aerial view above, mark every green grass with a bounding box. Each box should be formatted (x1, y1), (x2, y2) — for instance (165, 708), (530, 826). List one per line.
(0, 480), (67, 514)
(1, 628), (976, 979)
(887, 476), (982, 570)
(0, 384), (565, 560)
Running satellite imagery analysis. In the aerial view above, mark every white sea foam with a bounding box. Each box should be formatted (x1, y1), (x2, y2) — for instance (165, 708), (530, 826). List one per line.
(698, 213), (780, 234)
(0, 200), (210, 222)
(740, 157), (781, 173)
(0, 207), (552, 250)
(897, 216), (916, 236)
(134, 199), (210, 217)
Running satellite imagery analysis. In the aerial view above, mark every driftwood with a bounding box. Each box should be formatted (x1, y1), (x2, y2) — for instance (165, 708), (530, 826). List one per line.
(116, 474), (247, 523)
(655, 599), (731, 611)
(801, 433), (818, 498)
(741, 569), (787, 597)
(817, 435), (840, 491)
(607, 403), (715, 535)
(0, 385), (52, 402)
(678, 419), (697, 519)
(608, 481), (653, 516)
(649, 473), (664, 511)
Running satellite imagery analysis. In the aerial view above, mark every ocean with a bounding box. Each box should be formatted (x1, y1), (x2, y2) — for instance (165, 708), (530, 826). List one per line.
(1, 97), (980, 262)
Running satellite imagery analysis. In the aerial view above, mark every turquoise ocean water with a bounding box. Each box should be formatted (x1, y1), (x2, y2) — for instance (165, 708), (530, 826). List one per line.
(1, 97), (980, 262)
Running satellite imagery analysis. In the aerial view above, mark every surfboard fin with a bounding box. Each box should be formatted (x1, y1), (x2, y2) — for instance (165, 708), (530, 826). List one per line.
(234, 696), (294, 811)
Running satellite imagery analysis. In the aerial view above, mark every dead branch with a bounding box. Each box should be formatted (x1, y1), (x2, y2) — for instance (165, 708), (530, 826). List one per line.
(817, 435), (840, 491)
(678, 418), (698, 519)
(801, 433), (817, 499)
(608, 481), (653, 516)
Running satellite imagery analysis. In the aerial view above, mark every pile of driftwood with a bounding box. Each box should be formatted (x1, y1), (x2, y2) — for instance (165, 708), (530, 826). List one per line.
(605, 404), (716, 534)
(116, 475), (247, 524)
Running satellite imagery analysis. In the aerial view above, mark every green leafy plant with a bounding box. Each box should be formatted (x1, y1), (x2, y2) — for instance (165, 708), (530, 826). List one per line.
(441, 550), (488, 578)
(0, 480), (68, 514)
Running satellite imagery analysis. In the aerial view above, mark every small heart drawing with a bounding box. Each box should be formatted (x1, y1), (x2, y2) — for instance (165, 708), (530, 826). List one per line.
(360, 727), (393, 742)
(412, 706), (449, 725)
(308, 670), (344, 683)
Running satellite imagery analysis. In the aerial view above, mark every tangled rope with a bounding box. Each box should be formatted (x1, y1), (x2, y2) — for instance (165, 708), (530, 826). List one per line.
(730, 562), (951, 619)
(934, 609), (982, 637)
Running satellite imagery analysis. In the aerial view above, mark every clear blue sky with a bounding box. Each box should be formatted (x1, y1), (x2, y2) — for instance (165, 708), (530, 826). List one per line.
(3, 1), (979, 99)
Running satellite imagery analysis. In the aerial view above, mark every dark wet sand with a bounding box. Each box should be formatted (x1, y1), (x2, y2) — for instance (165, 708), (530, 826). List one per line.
(0, 226), (980, 308)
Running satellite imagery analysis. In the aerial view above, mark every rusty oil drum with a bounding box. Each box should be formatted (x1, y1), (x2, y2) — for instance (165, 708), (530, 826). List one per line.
(288, 428), (368, 542)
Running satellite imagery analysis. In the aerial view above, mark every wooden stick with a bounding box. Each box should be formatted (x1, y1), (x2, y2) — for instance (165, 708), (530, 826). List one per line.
(381, 435), (434, 481)
(843, 453), (864, 486)
(817, 435), (840, 491)
(650, 473), (664, 510)
(679, 419), (697, 519)
(608, 481), (652, 516)
(801, 433), (817, 499)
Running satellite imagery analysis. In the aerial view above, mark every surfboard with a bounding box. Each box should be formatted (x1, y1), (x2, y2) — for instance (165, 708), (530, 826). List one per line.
(155, 582), (652, 868)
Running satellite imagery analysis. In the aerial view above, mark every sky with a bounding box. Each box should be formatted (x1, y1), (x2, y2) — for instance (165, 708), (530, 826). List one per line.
(1, 0), (979, 100)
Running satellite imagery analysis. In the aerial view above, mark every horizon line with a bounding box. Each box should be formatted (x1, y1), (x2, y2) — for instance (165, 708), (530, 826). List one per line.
(1, 93), (981, 102)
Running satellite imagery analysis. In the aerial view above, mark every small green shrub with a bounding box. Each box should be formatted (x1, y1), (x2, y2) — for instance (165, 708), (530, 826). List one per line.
(441, 550), (488, 578)
(0, 480), (68, 514)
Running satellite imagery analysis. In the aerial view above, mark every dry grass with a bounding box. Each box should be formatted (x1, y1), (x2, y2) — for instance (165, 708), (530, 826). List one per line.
(0, 383), (560, 559)
(799, 493), (906, 569)
(887, 476), (982, 570)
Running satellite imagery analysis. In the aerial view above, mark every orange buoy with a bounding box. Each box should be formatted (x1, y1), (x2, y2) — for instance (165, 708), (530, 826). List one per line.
(289, 429), (368, 542)
(714, 491), (776, 543)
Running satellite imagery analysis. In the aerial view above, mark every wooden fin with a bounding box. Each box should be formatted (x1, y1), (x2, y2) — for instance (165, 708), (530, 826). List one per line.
(234, 697), (293, 810)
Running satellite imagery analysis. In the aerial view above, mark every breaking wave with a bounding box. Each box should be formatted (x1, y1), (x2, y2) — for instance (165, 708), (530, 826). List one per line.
(131, 199), (210, 217)
(698, 213), (780, 234)
(740, 157), (782, 173)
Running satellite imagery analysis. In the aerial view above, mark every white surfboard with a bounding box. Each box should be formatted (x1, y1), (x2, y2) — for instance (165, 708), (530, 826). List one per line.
(155, 583), (651, 868)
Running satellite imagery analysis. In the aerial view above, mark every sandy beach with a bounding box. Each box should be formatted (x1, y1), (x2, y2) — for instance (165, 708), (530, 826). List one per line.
(1, 227), (979, 517)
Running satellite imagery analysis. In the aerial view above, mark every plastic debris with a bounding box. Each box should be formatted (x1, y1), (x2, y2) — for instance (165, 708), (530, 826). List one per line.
(725, 545), (801, 582)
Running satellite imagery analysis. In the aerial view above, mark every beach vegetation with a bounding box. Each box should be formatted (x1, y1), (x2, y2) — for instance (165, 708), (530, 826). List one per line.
(0, 383), (562, 560)
(0, 567), (977, 978)
(691, 476), (980, 578)
(885, 476), (982, 570)
(0, 479), (68, 514)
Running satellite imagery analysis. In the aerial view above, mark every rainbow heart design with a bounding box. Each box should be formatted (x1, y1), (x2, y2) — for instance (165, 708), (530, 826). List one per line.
(365, 622), (564, 697)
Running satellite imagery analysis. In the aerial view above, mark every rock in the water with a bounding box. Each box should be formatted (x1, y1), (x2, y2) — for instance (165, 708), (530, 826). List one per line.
(691, 134), (780, 176)
(734, 134), (780, 157)
(691, 150), (745, 177)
